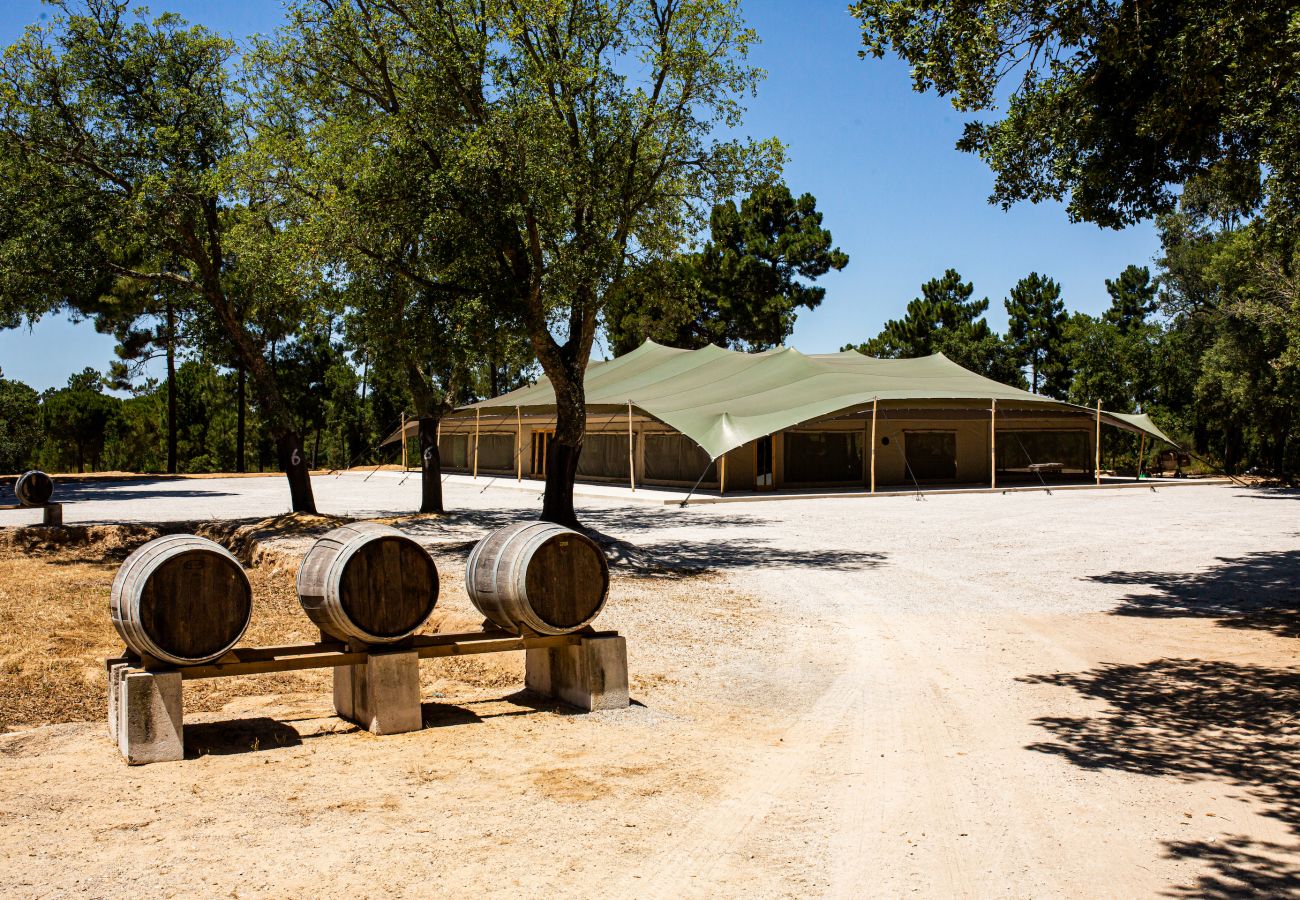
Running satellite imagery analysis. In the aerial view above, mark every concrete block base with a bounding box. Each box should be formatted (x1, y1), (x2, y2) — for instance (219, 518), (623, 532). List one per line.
(115, 670), (184, 765)
(333, 650), (422, 735)
(526, 634), (629, 712)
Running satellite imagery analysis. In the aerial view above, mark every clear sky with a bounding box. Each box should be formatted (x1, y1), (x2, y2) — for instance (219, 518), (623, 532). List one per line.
(0, 0), (1160, 391)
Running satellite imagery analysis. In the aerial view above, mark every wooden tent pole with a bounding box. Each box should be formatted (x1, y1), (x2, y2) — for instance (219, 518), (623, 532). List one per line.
(627, 401), (636, 492)
(1137, 431), (1146, 482)
(720, 453), (726, 496)
(400, 412), (407, 472)
(1095, 400), (1102, 485)
(870, 399), (878, 494)
(990, 399), (997, 490)
(473, 408), (480, 479)
(516, 406), (522, 482)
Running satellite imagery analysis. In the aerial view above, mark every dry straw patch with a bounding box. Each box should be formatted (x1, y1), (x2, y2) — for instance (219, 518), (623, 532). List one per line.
(0, 520), (527, 732)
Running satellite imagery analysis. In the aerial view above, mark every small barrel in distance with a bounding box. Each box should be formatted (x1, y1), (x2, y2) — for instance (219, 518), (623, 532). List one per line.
(111, 534), (253, 666)
(15, 470), (53, 507)
(465, 522), (609, 636)
(296, 522), (439, 645)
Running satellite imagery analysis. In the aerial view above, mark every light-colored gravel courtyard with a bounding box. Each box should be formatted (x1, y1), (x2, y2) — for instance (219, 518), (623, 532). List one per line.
(0, 476), (1296, 897)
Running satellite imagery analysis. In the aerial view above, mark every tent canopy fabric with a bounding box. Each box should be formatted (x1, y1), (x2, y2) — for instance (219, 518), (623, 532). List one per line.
(416, 340), (1174, 459)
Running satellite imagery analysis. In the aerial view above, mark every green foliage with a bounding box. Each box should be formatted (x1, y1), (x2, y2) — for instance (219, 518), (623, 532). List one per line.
(39, 369), (119, 473)
(1104, 265), (1159, 333)
(843, 269), (1025, 386)
(1004, 273), (1068, 396)
(0, 370), (43, 472)
(608, 182), (848, 353)
(850, 1), (1296, 229)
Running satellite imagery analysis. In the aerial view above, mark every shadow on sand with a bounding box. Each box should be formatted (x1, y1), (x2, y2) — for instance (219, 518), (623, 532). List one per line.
(404, 506), (888, 576)
(1020, 658), (1300, 896)
(1088, 549), (1300, 639)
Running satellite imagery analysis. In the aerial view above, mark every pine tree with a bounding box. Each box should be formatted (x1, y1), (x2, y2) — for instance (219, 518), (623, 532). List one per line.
(1004, 272), (1068, 396)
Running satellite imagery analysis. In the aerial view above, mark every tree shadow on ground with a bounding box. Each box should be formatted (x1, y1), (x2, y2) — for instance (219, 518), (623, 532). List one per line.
(1020, 658), (1300, 896)
(1088, 550), (1299, 639)
(1163, 837), (1300, 898)
(1235, 489), (1300, 500)
(406, 506), (886, 575)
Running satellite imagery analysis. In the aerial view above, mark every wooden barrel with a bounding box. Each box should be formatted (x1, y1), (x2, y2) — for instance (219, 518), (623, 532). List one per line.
(296, 522), (439, 644)
(15, 470), (53, 507)
(465, 522), (609, 636)
(111, 535), (253, 666)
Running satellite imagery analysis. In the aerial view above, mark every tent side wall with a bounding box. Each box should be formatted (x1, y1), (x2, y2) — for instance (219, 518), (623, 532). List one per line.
(437, 402), (1108, 491)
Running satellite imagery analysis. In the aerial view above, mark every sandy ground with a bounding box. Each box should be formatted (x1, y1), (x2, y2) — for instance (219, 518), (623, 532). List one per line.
(0, 479), (1296, 898)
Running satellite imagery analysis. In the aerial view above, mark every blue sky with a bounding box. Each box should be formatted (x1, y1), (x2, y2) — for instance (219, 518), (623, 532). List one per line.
(0, 0), (1160, 391)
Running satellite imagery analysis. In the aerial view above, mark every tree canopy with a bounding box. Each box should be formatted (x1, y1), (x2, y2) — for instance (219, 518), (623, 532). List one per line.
(607, 182), (847, 354)
(850, 1), (1298, 230)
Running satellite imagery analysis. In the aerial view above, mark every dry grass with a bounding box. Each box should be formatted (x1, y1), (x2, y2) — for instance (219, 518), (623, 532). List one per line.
(0, 520), (523, 732)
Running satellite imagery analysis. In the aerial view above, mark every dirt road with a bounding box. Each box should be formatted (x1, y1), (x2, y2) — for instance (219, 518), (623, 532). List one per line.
(0, 482), (1295, 897)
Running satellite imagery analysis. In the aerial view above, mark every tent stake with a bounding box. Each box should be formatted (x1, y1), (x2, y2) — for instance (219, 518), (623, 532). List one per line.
(627, 401), (636, 492)
(870, 399), (878, 494)
(473, 408), (480, 479)
(990, 399), (997, 491)
(1095, 400), (1102, 485)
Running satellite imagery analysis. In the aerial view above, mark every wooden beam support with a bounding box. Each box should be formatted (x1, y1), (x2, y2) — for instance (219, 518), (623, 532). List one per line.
(990, 398), (997, 491)
(473, 408), (480, 479)
(401, 412), (408, 472)
(105, 630), (611, 681)
(1095, 400), (1102, 485)
(870, 398), (878, 494)
(516, 406), (523, 481)
(628, 401), (636, 492)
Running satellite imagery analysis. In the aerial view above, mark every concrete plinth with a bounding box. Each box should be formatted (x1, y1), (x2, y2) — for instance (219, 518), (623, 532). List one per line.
(115, 670), (184, 765)
(333, 649), (422, 735)
(525, 634), (629, 712)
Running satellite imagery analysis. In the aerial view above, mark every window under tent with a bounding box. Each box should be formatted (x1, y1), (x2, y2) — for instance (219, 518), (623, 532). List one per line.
(784, 431), (864, 484)
(642, 433), (716, 484)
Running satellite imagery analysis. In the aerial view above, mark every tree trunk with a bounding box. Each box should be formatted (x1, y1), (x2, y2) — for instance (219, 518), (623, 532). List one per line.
(235, 362), (246, 473)
(275, 432), (315, 512)
(417, 415), (444, 514)
(165, 299), (177, 475)
(541, 363), (586, 528)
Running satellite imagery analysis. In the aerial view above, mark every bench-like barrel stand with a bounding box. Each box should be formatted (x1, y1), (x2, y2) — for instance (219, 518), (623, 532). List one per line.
(0, 502), (62, 526)
(106, 629), (629, 765)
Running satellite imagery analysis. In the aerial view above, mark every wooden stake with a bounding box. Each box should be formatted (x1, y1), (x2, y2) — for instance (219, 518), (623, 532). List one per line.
(1137, 431), (1146, 482)
(516, 406), (522, 482)
(400, 412), (407, 472)
(870, 399), (878, 494)
(627, 401), (636, 492)
(720, 453), (727, 496)
(1095, 400), (1102, 485)
(473, 408), (480, 479)
(990, 399), (997, 490)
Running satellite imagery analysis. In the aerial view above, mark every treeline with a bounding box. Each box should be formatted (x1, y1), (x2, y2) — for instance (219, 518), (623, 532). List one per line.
(842, 198), (1300, 477)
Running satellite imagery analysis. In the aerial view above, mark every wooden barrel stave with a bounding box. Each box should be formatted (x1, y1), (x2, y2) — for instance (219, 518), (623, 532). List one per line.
(15, 470), (53, 507)
(296, 522), (438, 645)
(111, 535), (253, 666)
(465, 522), (609, 636)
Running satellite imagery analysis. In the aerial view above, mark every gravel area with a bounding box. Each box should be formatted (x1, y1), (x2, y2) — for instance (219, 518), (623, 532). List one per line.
(0, 478), (1296, 897)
